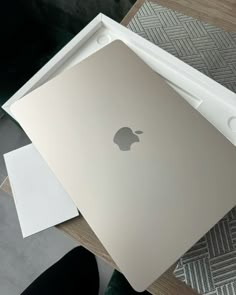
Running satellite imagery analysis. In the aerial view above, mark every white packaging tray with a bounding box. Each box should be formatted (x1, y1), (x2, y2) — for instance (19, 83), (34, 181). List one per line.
(3, 13), (236, 145)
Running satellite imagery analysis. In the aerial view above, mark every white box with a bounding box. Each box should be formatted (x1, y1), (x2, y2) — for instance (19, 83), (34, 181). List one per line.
(3, 14), (236, 145)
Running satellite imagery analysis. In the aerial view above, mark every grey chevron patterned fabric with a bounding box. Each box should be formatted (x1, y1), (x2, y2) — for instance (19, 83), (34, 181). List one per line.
(127, 2), (236, 295)
(173, 206), (236, 295)
(127, 1), (236, 93)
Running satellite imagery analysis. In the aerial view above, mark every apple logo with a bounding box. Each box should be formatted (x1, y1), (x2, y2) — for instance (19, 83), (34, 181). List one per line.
(113, 127), (143, 151)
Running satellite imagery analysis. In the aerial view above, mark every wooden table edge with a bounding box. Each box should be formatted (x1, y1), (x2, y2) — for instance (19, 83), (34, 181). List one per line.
(121, 0), (236, 31)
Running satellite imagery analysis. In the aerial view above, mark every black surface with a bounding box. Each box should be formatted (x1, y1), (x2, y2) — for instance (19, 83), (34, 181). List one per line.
(0, 0), (134, 106)
(0, 0), (74, 106)
(105, 271), (150, 295)
(21, 247), (99, 295)
(22, 0), (135, 35)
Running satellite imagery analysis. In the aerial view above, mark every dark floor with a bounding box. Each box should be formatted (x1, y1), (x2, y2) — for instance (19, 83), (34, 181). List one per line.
(0, 116), (30, 184)
(0, 190), (114, 295)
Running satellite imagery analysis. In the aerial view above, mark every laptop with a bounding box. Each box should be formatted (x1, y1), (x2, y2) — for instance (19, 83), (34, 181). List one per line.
(11, 40), (236, 291)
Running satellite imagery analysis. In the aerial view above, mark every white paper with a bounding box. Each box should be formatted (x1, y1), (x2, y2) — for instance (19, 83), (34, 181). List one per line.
(4, 144), (79, 238)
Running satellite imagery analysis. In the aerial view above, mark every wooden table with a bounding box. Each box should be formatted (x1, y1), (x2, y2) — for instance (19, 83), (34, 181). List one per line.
(2, 1), (235, 293)
(122, 0), (236, 31)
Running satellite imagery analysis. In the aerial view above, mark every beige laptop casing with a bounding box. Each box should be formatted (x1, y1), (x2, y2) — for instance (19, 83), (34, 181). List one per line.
(11, 41), (236, 291)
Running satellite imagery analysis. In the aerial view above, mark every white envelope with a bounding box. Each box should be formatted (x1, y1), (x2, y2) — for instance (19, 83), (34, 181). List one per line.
(4, 144), (79, 237)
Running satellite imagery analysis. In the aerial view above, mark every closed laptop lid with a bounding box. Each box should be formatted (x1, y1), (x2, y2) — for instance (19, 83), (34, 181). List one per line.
(11, 40), (236, 291)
